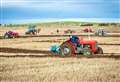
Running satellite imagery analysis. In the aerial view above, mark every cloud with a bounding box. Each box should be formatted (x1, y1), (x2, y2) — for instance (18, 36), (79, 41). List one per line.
(1, 0), (119, 24)
(2, 0), (119, 13)
(2, 0), (118, 13)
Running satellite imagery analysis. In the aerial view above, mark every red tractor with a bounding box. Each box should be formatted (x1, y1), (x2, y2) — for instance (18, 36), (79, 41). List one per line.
(83, 28), (93, 33)
(51, 36), (103, 57)
(4, 31), (19, 39)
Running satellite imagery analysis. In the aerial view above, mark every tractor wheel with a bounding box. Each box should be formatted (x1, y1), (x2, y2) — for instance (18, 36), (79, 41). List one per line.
(83, 49), (92, 57)
(60, 42), (75, 57)
(4, 34), (9, 39)
(97, 47), (103, 54)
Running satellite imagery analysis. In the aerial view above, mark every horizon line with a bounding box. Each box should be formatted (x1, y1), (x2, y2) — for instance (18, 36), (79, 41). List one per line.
(1, 18), (120, 24)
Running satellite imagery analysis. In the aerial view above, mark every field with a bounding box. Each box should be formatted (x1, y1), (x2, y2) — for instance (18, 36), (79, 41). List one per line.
(0, 22), (120, 82)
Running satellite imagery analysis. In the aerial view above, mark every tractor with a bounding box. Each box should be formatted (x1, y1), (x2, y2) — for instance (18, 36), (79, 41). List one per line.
(25, 25), (40, 35)
(83, 28), (93, 33)
(95, 29), (107, 36)
(4, 31), (19, 39)
(50, 36), (103, 57)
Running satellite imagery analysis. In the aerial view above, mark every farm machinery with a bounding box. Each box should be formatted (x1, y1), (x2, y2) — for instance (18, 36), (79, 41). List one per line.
(83, 28), (107, 37)
(25, 25), (40, 35)
(95, 29), (107, 36)
(83, 28), (93, 33)
(4, 31), (19, 39)
(50, 36), (103, 57)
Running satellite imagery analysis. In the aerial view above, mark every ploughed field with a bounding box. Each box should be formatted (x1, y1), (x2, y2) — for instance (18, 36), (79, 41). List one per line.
(0, 26), (120, 82)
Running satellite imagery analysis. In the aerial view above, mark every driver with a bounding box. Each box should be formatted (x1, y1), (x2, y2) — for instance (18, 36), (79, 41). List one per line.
(70, 35), (80, 46)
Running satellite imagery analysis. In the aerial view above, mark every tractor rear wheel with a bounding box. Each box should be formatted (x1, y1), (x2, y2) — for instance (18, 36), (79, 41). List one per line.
(97, 47), (103, 54)
(60, 42), (75, 56)
(83, 49), (92, 57)
(4, 34), (10, 39)
(4, 34), (8, 39)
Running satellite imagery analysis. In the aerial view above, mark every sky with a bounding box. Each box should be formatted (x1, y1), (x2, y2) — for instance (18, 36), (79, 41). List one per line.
(0, 0), (120, 24)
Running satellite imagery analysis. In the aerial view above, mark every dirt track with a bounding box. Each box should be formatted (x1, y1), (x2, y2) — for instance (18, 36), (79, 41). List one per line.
(0, 47), (120, 59)
(0, 34), (120, 39)
(0, 36), (120, 55)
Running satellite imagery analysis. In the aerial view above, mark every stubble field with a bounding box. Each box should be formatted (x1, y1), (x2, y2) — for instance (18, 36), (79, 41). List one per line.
(0, 24), (120, 82)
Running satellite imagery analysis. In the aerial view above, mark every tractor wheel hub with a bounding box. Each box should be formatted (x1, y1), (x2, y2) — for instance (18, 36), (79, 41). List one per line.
(63, 48), (70, 54)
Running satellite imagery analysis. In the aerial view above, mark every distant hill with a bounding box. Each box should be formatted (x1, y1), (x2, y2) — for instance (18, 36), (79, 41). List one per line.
(1, 21), (120, 28)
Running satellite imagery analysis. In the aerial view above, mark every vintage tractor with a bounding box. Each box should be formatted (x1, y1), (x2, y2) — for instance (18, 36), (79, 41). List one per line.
(50, 36), (103, 57)
(95, 29), (107, 36)
(83, 28), (93, 33)
(4, 31), (19, 39)
(25, 25), (40, 35)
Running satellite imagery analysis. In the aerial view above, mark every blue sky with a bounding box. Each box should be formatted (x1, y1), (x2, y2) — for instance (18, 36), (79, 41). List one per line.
(0, 0), (120, 24)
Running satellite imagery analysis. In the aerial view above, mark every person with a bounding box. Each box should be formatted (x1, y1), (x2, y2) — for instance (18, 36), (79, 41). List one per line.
(70, 35), (80, 46)
(56, 29), (59, 33)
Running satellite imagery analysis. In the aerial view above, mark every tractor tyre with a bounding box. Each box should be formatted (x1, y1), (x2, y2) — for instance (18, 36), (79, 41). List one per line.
(4, 34), (9, 39)
(60, 42), (75, 57)
(97, 47), (103, 54)
(83, 49), (92, 57)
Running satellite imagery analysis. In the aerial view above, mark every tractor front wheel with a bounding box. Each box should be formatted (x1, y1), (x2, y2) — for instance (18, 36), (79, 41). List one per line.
(4, 34), (10, 39)
(83, 49), (92, 57)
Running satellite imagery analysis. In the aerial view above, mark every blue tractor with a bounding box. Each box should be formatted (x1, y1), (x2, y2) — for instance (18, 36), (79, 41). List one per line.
(25, 25), (40, 35)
